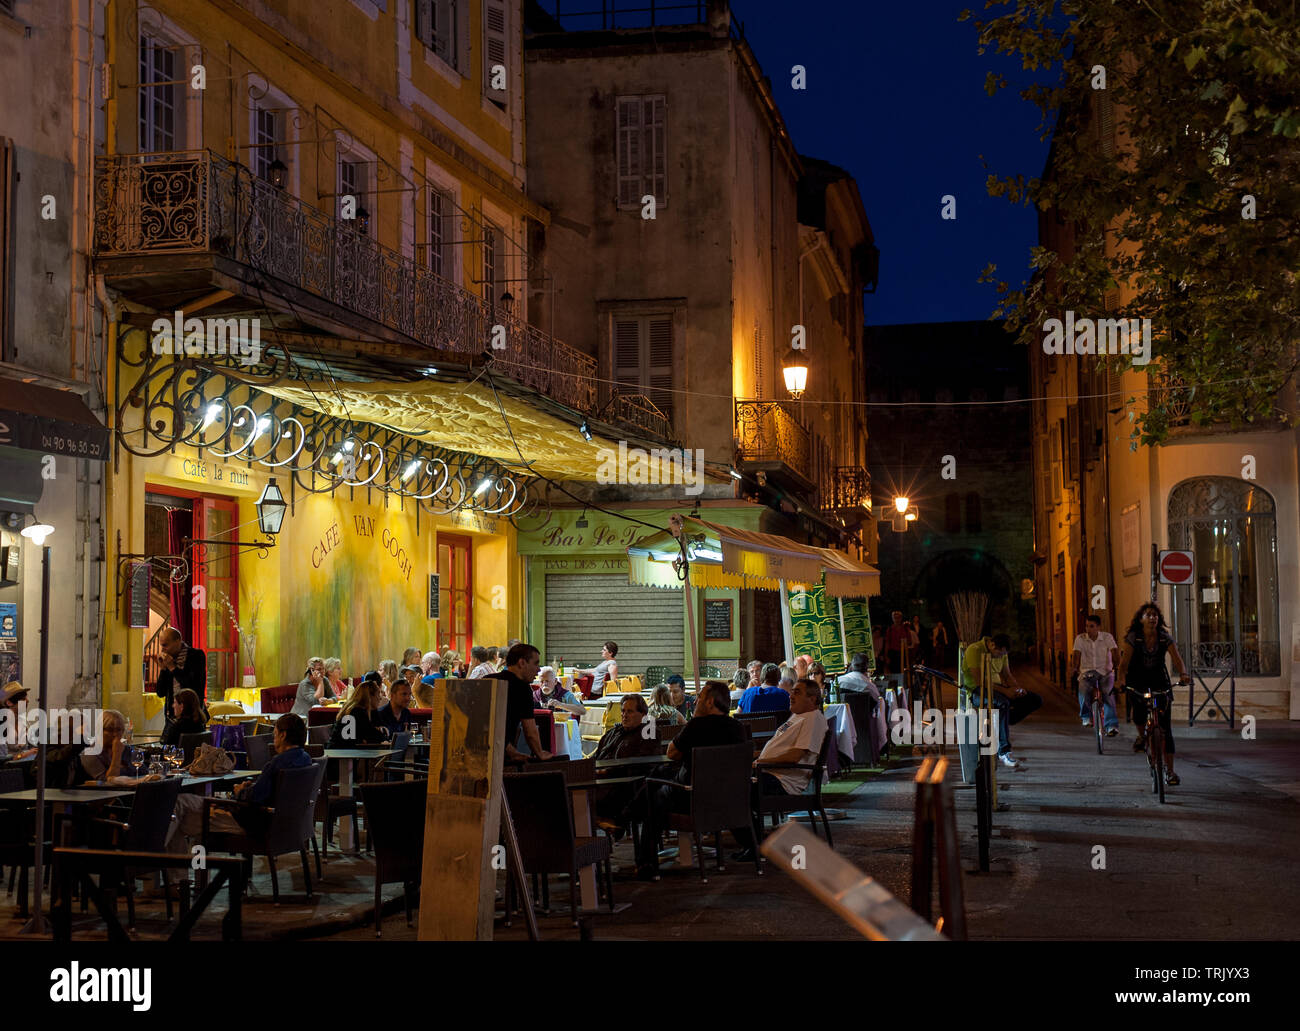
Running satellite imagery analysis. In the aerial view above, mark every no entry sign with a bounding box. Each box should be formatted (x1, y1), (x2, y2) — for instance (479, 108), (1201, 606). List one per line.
(1158, 549), (1194, 585)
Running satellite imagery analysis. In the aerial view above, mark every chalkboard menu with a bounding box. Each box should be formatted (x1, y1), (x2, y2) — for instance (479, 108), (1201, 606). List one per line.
(129, 562), (150, 628)
(704, 598), (733, 640)
(428, 573), (440, 620)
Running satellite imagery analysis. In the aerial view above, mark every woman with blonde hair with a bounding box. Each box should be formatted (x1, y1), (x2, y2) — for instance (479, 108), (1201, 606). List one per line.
(439, 648), (463, 678)
(379, 659), (399, 692)
(646, 683), (685, 726)
(327, 678), (387, 747)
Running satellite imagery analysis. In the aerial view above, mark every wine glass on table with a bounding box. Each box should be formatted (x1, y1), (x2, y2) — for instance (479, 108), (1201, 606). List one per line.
(129, 746), (145, 780)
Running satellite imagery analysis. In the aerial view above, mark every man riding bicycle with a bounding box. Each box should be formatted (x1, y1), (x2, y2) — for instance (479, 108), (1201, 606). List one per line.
(1071, 614), (1120, 736)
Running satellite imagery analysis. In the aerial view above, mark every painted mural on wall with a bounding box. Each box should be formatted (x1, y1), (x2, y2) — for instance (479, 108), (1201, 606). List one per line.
(274, 495), (433, 683)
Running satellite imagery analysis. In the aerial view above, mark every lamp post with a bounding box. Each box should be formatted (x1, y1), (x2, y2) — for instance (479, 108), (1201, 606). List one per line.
(18, 519), (53, 934)
(782, 347), (809, 400)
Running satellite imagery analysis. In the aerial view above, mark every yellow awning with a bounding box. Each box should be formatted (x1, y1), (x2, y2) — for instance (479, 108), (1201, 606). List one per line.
(237, 376), (709, 484)
(626, 515), (879, 597)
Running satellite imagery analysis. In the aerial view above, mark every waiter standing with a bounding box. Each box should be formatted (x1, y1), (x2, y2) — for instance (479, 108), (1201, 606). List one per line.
(154, 627), (209, 720)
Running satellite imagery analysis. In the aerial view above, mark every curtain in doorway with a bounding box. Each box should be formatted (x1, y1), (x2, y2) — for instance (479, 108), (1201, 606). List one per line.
(166, 507), (193, 641)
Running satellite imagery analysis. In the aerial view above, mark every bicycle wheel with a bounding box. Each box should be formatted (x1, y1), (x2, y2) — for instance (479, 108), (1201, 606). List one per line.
(1148, 726), (1165, 803)
(1093, 696), (1104, 754)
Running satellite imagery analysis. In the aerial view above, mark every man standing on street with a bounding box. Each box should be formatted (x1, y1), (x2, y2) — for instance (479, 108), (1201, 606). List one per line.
(154, 627), (208, 719)
(1071, 614), (1120, 735)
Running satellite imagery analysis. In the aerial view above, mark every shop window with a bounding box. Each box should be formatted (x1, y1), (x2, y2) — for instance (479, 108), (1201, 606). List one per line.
(438, 534), (472, 659)
(1168, 477), (1280, 676)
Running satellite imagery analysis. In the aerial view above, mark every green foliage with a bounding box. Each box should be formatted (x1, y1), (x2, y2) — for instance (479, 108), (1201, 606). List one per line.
(963, 0), (1300, 444)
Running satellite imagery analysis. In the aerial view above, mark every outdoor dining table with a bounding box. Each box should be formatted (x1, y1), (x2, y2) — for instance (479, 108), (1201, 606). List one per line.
(323, 748), (401, 852)
(0, 787), (136, 850)
(551, 716), (584, 760)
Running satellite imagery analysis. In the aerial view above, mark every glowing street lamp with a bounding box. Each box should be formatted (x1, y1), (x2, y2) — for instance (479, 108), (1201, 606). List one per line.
(782, 347), (809, 399)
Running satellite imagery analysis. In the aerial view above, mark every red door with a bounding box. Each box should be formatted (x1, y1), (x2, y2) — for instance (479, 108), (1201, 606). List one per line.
(193, 496), (240, 699)
(437, 534), (472, 658)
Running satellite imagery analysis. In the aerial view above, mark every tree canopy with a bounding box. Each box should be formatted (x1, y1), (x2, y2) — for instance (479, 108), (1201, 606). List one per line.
(964, 0), (1300, 444)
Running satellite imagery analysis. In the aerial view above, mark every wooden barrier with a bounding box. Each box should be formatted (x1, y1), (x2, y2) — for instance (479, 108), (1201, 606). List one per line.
(909, 757), (968, 940)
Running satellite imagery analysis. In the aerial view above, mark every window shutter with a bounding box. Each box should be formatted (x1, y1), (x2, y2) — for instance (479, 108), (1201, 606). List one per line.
(645, 95), (666, 204)
(1095, 91), (1115, 158)
(616, 97), (641, 208)
(613, 319), (641, 393)
(646, 316), (674, 423)
(435, 0), (455, 66)
(415, 0), (433, 47)
(1066, 404), (1079, 481)
(483, 0), (507, 103)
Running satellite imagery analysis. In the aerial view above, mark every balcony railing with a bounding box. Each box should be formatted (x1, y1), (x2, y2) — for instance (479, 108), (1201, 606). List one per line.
(604, 391), (672, 442)
(734, 398), (811, 475)
(94, 150), (598, 415)
(823, 466), (872, 512)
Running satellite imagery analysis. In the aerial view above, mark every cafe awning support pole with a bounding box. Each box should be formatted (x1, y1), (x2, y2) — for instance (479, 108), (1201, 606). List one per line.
(670, 514), (702, 687)
(20, 545), (52, 934)
(779, 580), (795, 661)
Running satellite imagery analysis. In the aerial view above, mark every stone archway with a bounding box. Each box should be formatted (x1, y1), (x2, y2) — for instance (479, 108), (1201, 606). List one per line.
(910, 548), (1023, 651)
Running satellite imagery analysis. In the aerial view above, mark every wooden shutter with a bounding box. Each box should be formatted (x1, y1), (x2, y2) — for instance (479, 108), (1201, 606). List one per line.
(646, 316), (674, 422)
(616, 97), (641, 208)
(483, 0), (507, 103)
(613, 318), (641, 392)
(1066, 404), (1079, 481)
(415, 0), (433, 47)
(1095, 91), (1115, 158)
(644, 95), (666, 203)
(435, 0), (456, 66)
(0, 137), (10, 361)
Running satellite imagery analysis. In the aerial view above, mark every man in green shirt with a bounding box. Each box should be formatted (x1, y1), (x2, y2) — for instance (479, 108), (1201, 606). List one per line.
(960, 634), (1041, 768)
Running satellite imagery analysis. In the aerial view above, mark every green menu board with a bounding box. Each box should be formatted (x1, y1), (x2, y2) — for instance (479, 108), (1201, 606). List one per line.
(787, 581), (844, 670)
(840, 597), (874, 669)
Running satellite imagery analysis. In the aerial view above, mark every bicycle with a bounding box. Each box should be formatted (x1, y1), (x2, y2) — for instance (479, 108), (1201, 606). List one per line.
(1122, 681), (1187, 803)
(1080, 670), (1110, 755)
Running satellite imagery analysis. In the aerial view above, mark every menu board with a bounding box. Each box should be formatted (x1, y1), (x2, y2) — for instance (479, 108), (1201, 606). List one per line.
(786, 581), (844, 670)
(129, 562), (151, 628)
(427, 573), (440, 620)
(704, 598), (733, 640)
(840, 597), (874, 668)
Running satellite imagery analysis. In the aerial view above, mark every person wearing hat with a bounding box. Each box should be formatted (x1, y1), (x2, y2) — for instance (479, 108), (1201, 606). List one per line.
(0, 682), (36, 761)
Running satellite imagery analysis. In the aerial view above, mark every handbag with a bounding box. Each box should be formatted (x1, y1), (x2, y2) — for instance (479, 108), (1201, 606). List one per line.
(189, 742), (236, 775)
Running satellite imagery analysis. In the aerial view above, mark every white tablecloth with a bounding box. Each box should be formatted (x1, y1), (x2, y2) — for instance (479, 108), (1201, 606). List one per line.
(822, 703), (857, 759)
(552, 717), (584, 760)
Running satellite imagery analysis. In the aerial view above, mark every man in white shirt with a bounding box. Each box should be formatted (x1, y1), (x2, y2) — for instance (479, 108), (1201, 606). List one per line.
(731, 678), (829, 861)
(1071, 614), (1120, 735)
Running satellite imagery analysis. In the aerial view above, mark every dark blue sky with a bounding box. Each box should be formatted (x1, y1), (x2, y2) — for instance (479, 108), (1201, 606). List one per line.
(735, 0), (1052, 325)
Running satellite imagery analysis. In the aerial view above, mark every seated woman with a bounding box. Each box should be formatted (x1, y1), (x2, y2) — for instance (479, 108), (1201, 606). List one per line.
(324, 657), (349, 701)
(292, 656), (335, 717)
(533, 666), (585, 715)
(807, 662), (829, 705)
(645, 683), (685, 726)
(161, 688), (207, 746)
(440, 648), (464, 678)
(327, 679), (388, 747)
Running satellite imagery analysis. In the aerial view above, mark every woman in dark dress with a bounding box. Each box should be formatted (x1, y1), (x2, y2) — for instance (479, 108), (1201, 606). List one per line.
(161, 688), (207, 746)
(1116, 603), (1189, 786)
(327, 679), (388, 747)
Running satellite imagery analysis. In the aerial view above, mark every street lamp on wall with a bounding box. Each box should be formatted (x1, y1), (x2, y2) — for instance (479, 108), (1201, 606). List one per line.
(256, 478), (288, 536)
(268, 158), (288, 189)
(782, 347), (809, 399)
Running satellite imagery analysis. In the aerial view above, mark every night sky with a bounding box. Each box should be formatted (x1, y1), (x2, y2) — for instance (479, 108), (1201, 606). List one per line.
(735, 0), (1052, 326)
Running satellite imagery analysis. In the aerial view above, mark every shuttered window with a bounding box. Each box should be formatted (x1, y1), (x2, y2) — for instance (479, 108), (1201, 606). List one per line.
(253, 106), (280, 181)
(483, 0), (508, 105)
(615, 95), (666, 209)
(482, 219), (499, 302)
(544, 574), (684, 677)
(1049, 423), (1063, 505)
(612, 314), (675, 425)
(415, 0), (460, 70)
(1094, 90), (1116, 158)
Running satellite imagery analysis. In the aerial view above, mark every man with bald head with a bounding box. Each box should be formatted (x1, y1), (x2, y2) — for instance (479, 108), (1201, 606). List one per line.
(153, 627), (209, 720)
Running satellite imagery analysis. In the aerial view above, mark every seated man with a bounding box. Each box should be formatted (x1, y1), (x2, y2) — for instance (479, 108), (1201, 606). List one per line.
(737, 663), (792, 715)
(594, 694), (660, 760)
(665, 675), (694, 720)
(633, 680), (745, 881)
(835, 651), (887, 757)
(731, 678), (829, 862)
(168, 712), (313, 874)
(375, 677), (415, 737)
(961, 633), (1042, 769)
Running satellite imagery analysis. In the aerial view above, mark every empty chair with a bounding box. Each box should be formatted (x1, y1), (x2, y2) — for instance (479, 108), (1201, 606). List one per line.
(503, 770), (613, 927)
(307, 724), (332, 747)
(245, 734), (274, 772)
(646, 742), (759, 882)
(202, 761), (326, 903)
(356, 779), (427, 937)
(88, 777), (185, 926)
(643, 666), (672, 691)
(178, 731), (212, 766)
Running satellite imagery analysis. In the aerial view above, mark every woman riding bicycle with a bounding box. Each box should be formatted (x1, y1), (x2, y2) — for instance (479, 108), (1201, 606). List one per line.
(1115, 602), (1189, 787)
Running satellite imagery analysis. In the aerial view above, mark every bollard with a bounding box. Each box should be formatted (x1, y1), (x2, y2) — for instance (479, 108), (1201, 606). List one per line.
(975, 751), (992, 873)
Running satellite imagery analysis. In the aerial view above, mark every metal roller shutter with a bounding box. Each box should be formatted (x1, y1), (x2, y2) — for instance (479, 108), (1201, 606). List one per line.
(544, 573), (683, 678)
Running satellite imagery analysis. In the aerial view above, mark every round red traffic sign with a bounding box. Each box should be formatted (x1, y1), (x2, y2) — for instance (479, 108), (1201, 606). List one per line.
(1159, 550), (1194, 584)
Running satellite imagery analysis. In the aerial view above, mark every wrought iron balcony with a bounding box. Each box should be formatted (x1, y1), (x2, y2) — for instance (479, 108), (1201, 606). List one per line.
(734, 398), (812, 489)
(93, 150), (599, 417)
(823, 466), (872, 513)
(603, 391), (672, 442)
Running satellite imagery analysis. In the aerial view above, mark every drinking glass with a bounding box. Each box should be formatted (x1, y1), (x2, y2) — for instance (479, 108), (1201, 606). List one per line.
(130, 747), (144, 778)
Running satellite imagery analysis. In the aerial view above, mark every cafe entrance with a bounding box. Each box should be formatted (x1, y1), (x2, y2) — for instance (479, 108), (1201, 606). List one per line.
(143, 485), (241, 700)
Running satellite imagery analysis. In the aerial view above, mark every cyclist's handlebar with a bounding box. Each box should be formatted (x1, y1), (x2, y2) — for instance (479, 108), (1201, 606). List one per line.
(1121, 681), (1189, 695)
